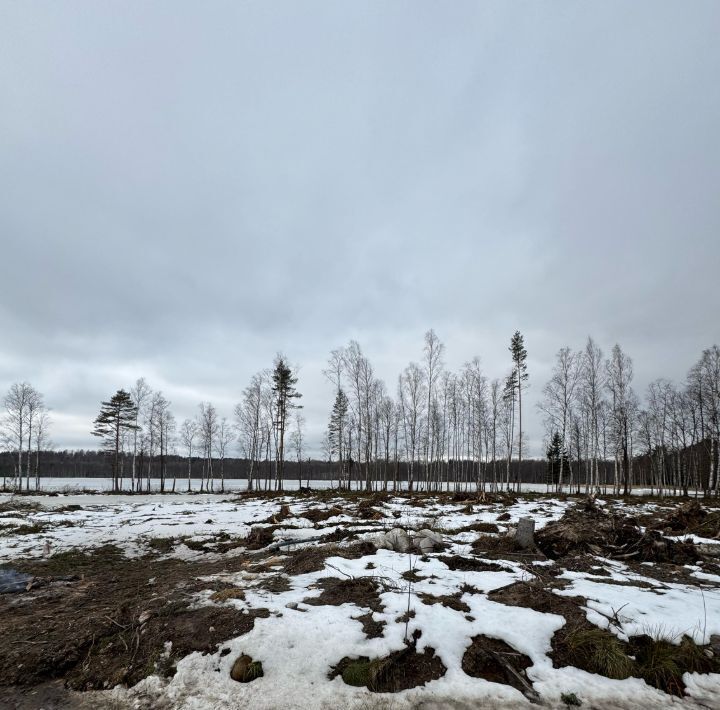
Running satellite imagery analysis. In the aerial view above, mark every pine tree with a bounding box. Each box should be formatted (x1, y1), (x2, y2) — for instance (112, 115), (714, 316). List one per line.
(271, 356), (302, 491)
(328, 388), (349, 487)
(509, 331), (529, 492)
(92, 390), (139, 492)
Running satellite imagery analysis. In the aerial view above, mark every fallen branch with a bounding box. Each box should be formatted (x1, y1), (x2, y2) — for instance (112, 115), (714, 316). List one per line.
(489, 650), (541, 704)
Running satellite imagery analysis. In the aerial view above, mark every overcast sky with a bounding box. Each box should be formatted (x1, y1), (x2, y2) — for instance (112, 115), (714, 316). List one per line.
(1, 1), (719, 457)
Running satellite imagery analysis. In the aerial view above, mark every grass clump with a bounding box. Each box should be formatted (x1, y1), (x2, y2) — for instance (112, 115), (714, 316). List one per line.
(632, 637), (683, 695)
(676, 635), (716, 675)
(342, 659), (373, 687)
(561, 692), (582, 707)
(0, 500), (42, 513)
(629, 634), (717, 696)
(565, 628), (634, 680)
(13, 523), (46, 535)
(245, 661), (264, 681)
(211, 587), (245, 602)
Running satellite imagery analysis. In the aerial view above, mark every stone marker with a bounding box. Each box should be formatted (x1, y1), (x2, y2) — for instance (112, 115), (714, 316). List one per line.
(515, 517), (535, 549)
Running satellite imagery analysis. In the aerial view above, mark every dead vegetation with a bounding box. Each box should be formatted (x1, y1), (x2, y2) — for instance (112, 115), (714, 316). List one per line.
(244, 525), (278, 550)
(648, 500), (720, 539)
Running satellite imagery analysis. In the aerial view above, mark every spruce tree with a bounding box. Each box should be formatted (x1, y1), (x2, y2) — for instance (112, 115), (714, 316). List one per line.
(328, 388), (349, 487)
(546, 431), (570, 492)
(271, 356), (302, 491)
(92, 389), (139, 492)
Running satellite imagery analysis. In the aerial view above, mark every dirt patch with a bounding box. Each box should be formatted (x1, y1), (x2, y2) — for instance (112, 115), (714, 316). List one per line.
(438, 555), (505, 572)
(401, 568), (425, 583)
(0, 546), (271, 691)
(302, 506), (344, 524)
(418, 592), (470, 613)
(211, 587), (246, 602)
(182, 532), (248, 554)
(283, 541), (375, 576)
(340, 540), (377, 559)
(56, 504), (84, 513)
(304, 576), (383, 612)
(462, 635), (535, 697)
(283, 545), (339, 575)
(454, 521), (500, 534)
(557, 555), (612, 577)
(0, 680), (114, 710)
(145, 536), (175, 554)
(470, 534), (545, 561)
(254, 573), (292, 594)
(331, 642), (446, 692)
(353, 612), (385, 639)
(17, 545), (126, 577)
(488, 581), (587, 628)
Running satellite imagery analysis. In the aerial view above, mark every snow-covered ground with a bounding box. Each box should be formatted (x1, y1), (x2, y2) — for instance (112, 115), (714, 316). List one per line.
(1, 492), (719, 709)
(0, 492), (566, 562)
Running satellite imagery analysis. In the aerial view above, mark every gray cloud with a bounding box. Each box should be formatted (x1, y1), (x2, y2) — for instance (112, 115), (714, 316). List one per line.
(1, 1), (718, 454)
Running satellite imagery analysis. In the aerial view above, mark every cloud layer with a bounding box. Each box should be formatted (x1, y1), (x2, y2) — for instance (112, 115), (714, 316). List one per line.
(1, 2), (718, 453)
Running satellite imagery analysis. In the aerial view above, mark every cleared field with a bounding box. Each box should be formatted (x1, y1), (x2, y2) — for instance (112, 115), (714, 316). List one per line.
(1, 491), (719, 709)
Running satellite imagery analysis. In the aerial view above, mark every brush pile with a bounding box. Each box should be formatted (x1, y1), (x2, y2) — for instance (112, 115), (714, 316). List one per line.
(536, 499), (699, 564)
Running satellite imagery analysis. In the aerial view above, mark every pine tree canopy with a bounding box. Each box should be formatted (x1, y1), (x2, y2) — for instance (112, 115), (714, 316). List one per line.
(509, 331), (528, 379)
(91, 389), (139, 439)
(272, 358), (302, 404)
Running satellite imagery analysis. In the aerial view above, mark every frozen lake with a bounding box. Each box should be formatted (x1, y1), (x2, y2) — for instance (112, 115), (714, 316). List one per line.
(1, 476), (686, 497)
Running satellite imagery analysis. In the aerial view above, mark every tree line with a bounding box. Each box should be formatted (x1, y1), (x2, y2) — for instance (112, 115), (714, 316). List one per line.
(1, 335), (718, 496)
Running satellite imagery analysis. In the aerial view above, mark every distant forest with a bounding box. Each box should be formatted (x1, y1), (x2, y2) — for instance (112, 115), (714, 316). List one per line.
(0, 442), (715, 497)
(2, 332), (719, 496)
